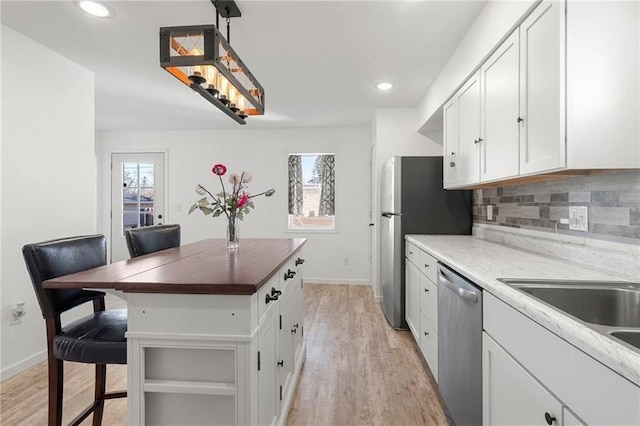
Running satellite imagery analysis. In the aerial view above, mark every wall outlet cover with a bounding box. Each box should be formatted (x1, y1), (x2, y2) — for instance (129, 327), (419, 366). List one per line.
(569, 206), (589, 231)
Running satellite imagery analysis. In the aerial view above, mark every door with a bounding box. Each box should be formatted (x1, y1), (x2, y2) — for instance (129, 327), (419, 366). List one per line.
(519, 0), (565, 174)
(483, 332), (563, 425)
(481, 30), (520, 182)
(455, 71), (481, 186)
(111, 153), (165, 262)
(443, 97), (459, 188)
(405, 261), (420, 341)
(258, 312), (279, 426)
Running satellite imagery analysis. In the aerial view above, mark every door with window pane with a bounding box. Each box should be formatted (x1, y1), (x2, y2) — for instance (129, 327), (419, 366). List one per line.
(111, 153), (165, 262)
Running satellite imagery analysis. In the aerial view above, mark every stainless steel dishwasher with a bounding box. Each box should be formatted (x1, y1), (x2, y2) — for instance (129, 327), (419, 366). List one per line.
(437, 263), (483, 426)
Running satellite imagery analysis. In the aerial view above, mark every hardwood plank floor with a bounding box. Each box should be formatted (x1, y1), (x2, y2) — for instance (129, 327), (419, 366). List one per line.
(287, 284), (447, 426)
(0, 285), (447, 425)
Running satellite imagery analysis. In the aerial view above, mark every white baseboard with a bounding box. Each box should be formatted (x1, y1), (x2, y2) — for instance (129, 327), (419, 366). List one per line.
(304, 278), (370, 286)
(0, 349), (46, 382)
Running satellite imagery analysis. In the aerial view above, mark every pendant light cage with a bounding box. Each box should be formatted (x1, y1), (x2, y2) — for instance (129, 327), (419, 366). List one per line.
(160, 24), (265, 125)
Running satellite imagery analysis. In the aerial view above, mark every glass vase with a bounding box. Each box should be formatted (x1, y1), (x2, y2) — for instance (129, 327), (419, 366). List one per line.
(226, 215), (239, 250)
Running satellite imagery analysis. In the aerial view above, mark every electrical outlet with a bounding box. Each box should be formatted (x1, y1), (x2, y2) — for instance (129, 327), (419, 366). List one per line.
(569, 206), (589, 231)
(10, 302), (26, 325)
(487, 205), (493, 221)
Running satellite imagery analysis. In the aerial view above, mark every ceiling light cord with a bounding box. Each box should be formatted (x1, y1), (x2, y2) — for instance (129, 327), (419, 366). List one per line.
(226, 16), (231, 43)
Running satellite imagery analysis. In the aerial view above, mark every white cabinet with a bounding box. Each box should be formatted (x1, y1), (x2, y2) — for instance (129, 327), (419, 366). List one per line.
(519, 0), (565, 174)
(405, 261), (421, 342)
(127, 252), (306, 426)
(443, 0), (639, 187)
(484, 292), (640, 425)
(258, 311), (279, 426)
(483, 332), (562, 425)
(443, 72), (481, 188)
(480, 30), (520, 182)
(405, 240), (439, 381)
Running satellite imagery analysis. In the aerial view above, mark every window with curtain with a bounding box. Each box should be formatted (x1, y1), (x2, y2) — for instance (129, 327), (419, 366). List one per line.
(287, 153), (336, 231)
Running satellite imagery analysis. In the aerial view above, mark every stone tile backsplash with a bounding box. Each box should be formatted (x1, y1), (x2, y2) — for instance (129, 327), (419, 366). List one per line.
(473, 170), (640, 243)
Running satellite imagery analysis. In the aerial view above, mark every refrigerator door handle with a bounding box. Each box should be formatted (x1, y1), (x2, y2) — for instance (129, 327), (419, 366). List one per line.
(381, 212), (402, 218)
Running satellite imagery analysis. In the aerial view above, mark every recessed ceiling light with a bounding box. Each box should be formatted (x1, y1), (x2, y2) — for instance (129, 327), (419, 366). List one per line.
(78, 1), (111, 18)
(376, 82), (393, 91)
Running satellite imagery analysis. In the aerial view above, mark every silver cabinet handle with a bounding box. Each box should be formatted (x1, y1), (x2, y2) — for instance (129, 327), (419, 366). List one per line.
(438, 270), (478, 303)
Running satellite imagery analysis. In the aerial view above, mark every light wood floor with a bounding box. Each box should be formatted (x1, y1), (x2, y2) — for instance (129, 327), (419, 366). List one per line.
(0, 284), (447, 426)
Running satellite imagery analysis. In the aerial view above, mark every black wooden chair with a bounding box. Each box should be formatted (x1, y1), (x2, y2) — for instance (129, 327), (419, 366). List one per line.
(124, 224), (181, 258)
(22, 235), (127, 426)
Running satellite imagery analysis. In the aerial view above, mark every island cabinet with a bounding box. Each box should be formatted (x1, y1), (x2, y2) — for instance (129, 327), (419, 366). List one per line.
(119, 239), (306, 426)
(483, 292), (640, 425)
(405, 240), (439, 381)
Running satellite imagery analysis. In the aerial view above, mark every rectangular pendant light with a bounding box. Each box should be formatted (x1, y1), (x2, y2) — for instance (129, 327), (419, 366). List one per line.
(160, 24), (265, 125)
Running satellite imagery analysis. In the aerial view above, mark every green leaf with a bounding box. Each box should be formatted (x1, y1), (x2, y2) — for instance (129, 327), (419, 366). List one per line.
(201, 207), (215, 215)
(213, 210), (222, 217)
(188, 204), (197, 214)
(197, 197), (210, 207)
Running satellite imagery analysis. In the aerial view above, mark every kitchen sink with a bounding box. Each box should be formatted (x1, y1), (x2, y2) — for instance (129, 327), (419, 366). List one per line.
(517, 286), (640, 328)
(498, 279), (640, 353)
(610, 330), (640, 348)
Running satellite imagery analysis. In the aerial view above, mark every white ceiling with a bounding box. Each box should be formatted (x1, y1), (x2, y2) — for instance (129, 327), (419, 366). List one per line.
(1, 0), (486, 131)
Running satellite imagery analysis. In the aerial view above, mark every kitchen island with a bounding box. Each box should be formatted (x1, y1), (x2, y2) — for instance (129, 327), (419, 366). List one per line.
(45, 238), (307, 426)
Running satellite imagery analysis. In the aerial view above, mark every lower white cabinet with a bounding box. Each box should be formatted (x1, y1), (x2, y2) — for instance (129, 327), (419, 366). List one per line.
(258, 311), (279, 426)
(483, 332), (563, 425)
(405, 261), (421, 341)
(484, 292), (639, 425)
(420, 314), (438, 382)
(405, 240), (439, 380)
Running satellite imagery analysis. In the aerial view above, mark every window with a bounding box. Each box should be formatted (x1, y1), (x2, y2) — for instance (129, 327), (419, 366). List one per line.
(288, 153), (335, 231)
(122, 163), (156, 234)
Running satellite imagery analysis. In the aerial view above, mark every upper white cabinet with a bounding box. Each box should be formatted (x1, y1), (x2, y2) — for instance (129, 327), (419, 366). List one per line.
(519, 0), (565, 175)
(481, 30), (521, 182)
(443, 72), (481, 188)
(443, 0), (639, 188)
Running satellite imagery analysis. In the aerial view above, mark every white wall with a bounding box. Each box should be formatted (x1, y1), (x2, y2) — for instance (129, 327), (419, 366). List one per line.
(371, 108), (442, 297)
(417, 0), (537, 129)
(1, 25), (97, 379)
(97, 127), (371, 284)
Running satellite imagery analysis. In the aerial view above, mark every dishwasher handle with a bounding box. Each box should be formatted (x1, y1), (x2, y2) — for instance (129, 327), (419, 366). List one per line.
(438, 269), (478, 303)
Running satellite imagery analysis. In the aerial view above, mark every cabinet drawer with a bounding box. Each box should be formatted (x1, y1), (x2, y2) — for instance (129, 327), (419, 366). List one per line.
(420, 313), (438, 383)
(258, 275), (280, 324)
(419, 250), (438, 284)
(406, 241), (420, 266)
(420, 274), (438, 330)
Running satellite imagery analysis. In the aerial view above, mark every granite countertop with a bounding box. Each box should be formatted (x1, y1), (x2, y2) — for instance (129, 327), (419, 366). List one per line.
(405, 234), (640, 387)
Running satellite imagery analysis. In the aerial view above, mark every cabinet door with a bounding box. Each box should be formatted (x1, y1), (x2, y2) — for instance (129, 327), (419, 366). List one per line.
(443, 97), (459, 188)
(519, 0), (566, 175)
(405, 261), (420, 342)
(563, 408), (586, 426)
(481, 30), (520, 182)
(455, 71), (481, 186)
(483, 332), (562, 426)
(277, 289), (293, 409)
(258, 312), (279, 426)
(290, 275), (304, 365)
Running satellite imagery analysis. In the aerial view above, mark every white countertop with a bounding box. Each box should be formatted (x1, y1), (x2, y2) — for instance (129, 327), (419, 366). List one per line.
(406, 234), (640, 387)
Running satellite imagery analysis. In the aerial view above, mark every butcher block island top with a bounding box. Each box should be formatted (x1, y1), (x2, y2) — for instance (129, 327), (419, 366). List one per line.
(44, 237), (307, 295)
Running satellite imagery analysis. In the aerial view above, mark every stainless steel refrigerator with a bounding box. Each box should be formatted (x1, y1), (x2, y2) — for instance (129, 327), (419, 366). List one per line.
(380, 156), (472, 329)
